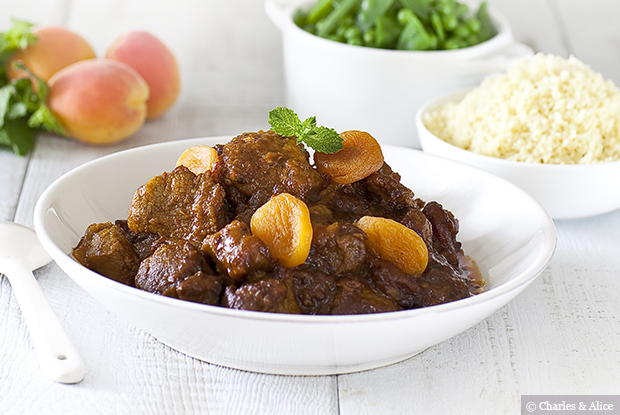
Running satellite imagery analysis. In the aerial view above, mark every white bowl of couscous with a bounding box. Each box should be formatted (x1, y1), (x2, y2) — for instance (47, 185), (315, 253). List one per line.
(416, 53), (620, 220)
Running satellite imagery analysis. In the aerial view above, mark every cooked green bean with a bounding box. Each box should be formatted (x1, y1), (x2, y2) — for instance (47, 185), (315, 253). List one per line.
(296, 0), (497, 50)
(375, 14), (401, 47)
(306, 0), (334, 24)
(316, 0), (360, 37)
(358, 0), (396, 32)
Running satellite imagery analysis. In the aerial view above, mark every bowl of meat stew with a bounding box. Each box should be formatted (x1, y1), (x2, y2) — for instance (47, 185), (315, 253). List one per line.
(34, 132), (556, 375)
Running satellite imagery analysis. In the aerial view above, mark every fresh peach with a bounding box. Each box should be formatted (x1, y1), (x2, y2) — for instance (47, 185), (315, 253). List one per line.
(7, 25), (96, 82)
(105, 31), (180, 119)
(47, 59), (150, 145)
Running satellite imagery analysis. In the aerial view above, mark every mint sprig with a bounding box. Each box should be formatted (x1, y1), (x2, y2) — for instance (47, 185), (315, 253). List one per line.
(0, 20), (65, 156)
(268, 107), (343, 154)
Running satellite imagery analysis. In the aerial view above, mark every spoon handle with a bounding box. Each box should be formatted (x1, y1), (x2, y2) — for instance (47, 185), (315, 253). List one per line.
(5, 262), (85, 384)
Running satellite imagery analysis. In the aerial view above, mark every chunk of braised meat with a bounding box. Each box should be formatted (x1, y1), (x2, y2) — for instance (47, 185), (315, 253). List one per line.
(281, 268), (337, 315)
(71, 222), (139, 286)
(127, 166), (231, 244)
(363, 163), (417, 212)
(400, 207), (433, 248)
(313, 184), (371, 221)
(135, 239), (223, 305)
(222, 277), (300, 314)
(115, 220), (160, 260)
(369, 258), (421, 309)
(418, 251), (473, 306)
(217, 131), (325, 222)
(315, 164), (418, 223)
(423, 201), (461, 269)
(330, 278), (399, 315)
(201, 220), (272, 282)
(304, 222), (367, 276)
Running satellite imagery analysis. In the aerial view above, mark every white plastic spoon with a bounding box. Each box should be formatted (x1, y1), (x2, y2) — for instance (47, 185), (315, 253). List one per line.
(0, 222), (84, 384)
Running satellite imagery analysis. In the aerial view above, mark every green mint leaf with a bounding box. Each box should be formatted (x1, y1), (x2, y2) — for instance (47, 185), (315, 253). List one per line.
(0, 66), (7, 88)
(0, 117), (34, 155)
(300, 115), (317, 137)
(7, 101), (27, 120)
(9, 65), (64, 134)
(11, 64), (47, 110)
(0, 84), (13, 128)
(28, 104), (65, 135)
(0, 19), (36, 62)
(302, 125), (343, 154)
(268, 106), (344, 153)
(268, 106), (303, 138)
(0, 128), (10, 145)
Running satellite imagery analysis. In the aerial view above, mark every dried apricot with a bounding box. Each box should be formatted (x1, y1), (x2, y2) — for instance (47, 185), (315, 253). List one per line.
(314, 130), (384, 184)
(355, 216), (428, 276)
(175, 145), (219, 175)
(250, 193), (313, 268)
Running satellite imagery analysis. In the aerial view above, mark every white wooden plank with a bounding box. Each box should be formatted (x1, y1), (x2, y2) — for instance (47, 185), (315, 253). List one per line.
(553, 0), (620, 85)
(0, 152), (28, 222)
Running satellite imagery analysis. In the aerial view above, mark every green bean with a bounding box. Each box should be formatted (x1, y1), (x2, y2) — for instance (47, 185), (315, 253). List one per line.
(439, 2), (453, 17)
(293, 9), (307, 29)
(454, 22), (471, 38)
(443, 37), (466, 50)
(316, 0), (361, 37)
(397, 8), (415, 25)
(399, 0), (432, 20)
(466, 34), (481, 45)
(335, 16), (356, 37)
(327, 34), (345, 43)
(441, 13), (458, 31)
(363, 28), (376, 44)
(397, 11), (435, 50)
(430, 12), (445, 41)
(465, 17), (481, 34)
(476, 2), (496, 42)
(375, 14), (401, 47)
(344, 26), (363, 45)
(306, 0), (334, 25)
(358, 0), (395, 32)
(455, 3), (468, 17)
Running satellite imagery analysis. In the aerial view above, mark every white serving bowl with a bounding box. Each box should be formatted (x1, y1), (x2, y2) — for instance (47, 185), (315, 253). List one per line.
(34, 136), (556, 375)
(265, 0), (533, 149)
(416, 89), (620, 220)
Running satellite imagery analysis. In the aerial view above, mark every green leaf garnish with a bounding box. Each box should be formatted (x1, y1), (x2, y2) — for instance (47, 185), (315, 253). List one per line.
(0, 19), (36, 61)
(0, 20), (66, 156)
(268, 107), (343, 154)
(0, 117), (34, 156)
(27, 104), (65, 134)
(268, 106), (304, 137)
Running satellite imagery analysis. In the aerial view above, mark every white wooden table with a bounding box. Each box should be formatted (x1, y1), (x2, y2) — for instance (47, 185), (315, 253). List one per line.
(1, 1), (619, 414)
